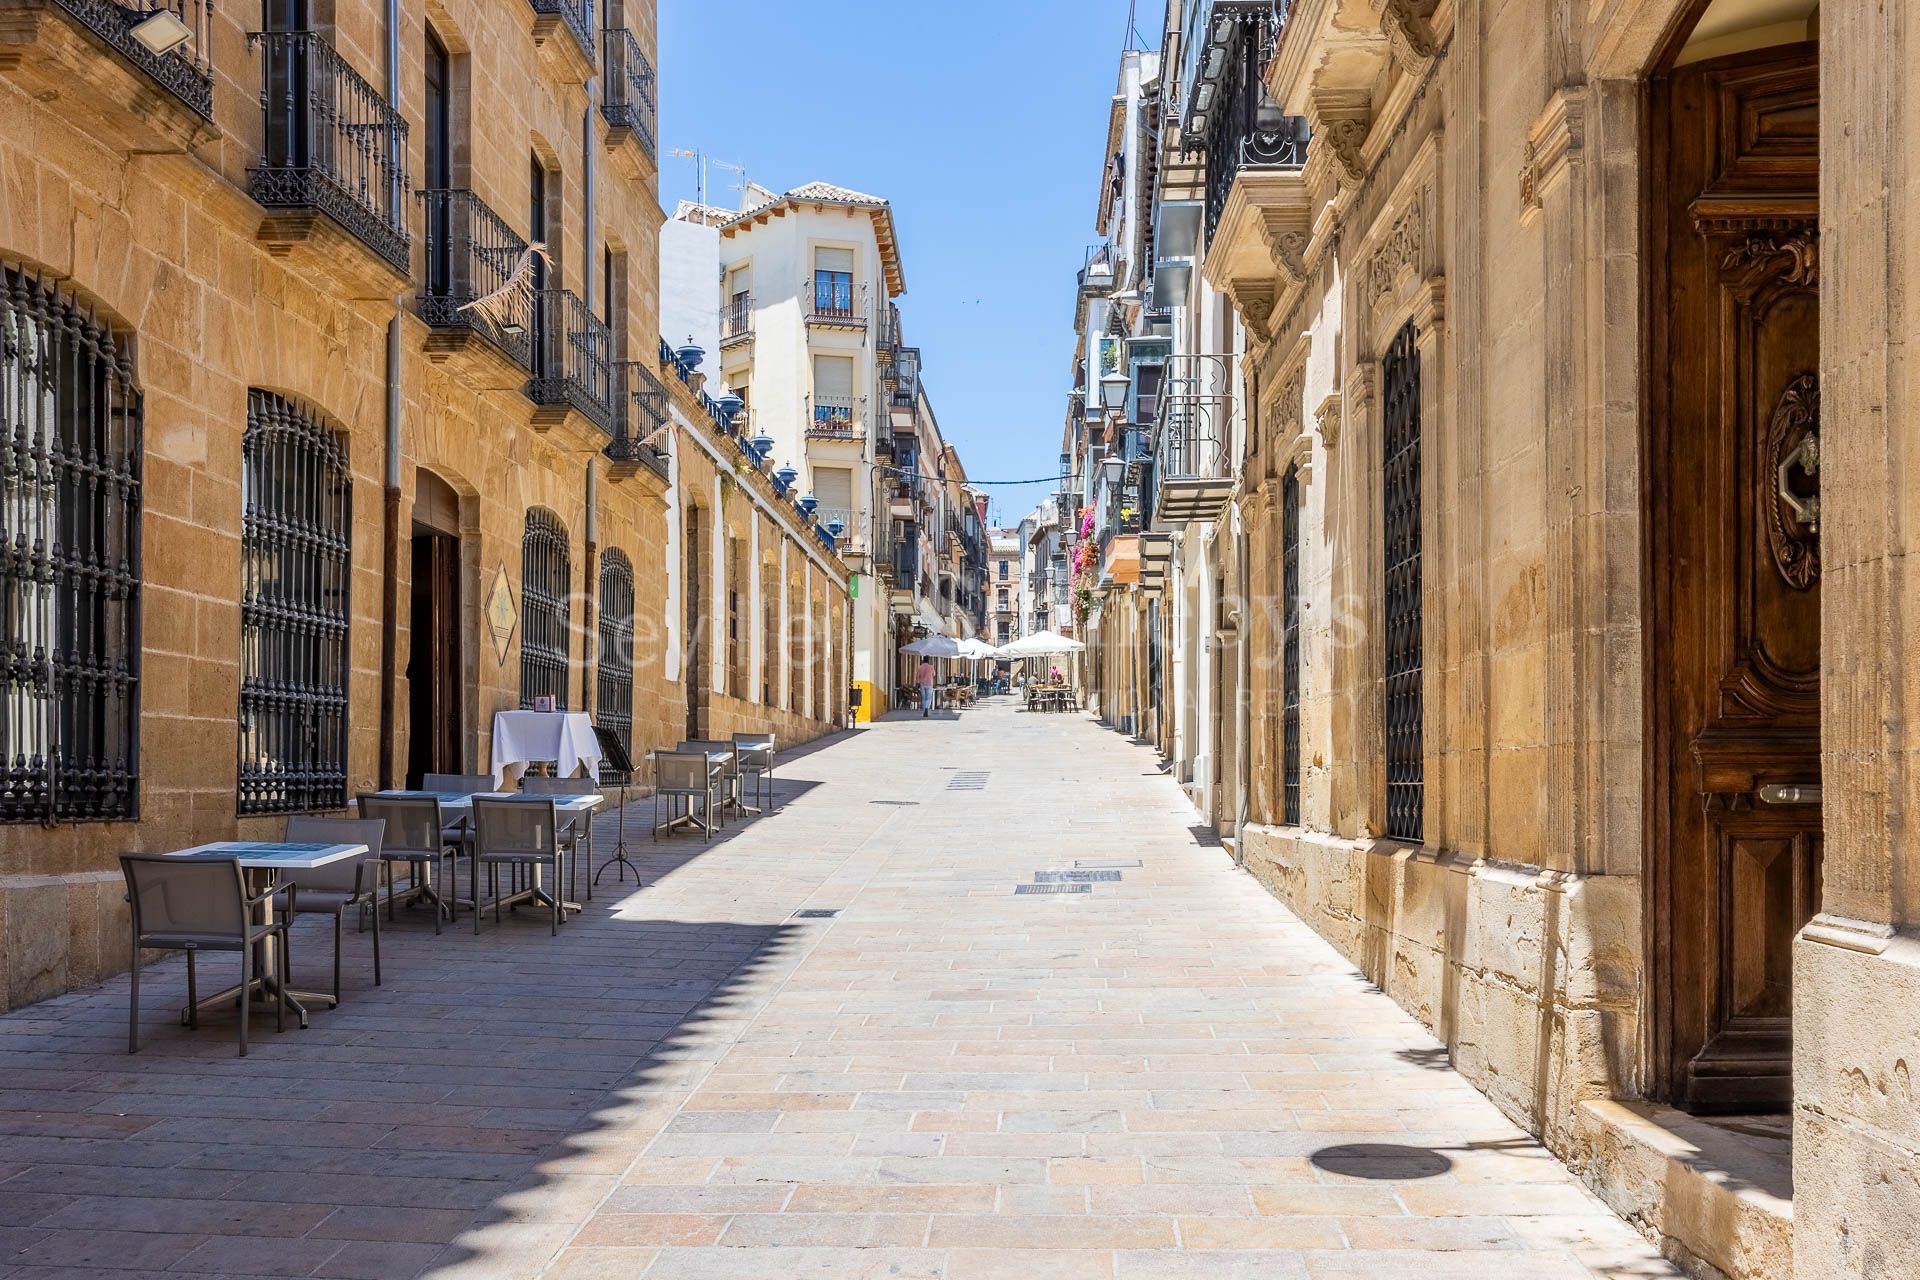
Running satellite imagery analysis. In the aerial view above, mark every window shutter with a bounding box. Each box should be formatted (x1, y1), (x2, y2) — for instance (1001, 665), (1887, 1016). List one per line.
(815, 247), (855, 273)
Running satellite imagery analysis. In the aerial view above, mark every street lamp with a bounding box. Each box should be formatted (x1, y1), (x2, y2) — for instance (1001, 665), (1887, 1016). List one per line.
(1098, 368), (1129, 413)
(130, 9), (193, 56)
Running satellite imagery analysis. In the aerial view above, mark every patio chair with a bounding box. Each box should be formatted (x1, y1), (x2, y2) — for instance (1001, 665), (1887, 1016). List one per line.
(281, 817), (387, 999)
(680, 740), (742, 822)
(519, 776), (600, 902)
(119, 854), (291, 1057)
(654, 749), (718, 841)
(357, 794), (455, 933)
(471, 796), (564, 935)
(731, 733), (775, 811)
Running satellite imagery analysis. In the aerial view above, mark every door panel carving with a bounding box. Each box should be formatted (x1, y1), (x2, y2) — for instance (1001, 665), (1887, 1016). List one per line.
(1648, 43), (1819, 1114)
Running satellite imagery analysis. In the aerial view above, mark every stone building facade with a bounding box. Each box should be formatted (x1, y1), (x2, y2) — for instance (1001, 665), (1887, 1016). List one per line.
(1065, 0), (1913, 1275)
(0, 0), (850, 1014)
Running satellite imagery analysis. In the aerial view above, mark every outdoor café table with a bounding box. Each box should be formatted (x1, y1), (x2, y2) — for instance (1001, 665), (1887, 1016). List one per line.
(647, 748), (731, 834)
(163, 841), (367, 1029)
(360, 790), (603, 914)
(489, 709), (602, 788)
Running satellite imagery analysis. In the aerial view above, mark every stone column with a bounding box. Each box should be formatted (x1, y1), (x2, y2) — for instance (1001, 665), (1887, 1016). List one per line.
(1795, 6), (1920, 1276)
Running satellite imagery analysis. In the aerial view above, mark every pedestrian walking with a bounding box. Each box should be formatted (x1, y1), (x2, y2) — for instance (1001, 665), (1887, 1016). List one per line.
(917, 657), (936, 717)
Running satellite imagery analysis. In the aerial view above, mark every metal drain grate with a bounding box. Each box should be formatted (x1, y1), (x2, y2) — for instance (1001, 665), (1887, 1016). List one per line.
(947, 771), (990, 791)
(792, 909), (840, 919)
(1076, 859), (1142, 869)
(1014, 883), (1092, 895)
(869, 799), (920, 806)
(1035, 869), (1122, 884)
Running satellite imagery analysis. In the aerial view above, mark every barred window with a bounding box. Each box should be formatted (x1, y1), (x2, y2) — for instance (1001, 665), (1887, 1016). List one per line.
(596, 549), (634, 781)
(761, 557), (779, 705)
(726, 535), (743, 699)
(1281, 464), (1302, 827)
(239, 391), (351, 815)
(1, 267), (141, 823)
(1382, 320), (1423, 842)
(520, 508), (571, 709)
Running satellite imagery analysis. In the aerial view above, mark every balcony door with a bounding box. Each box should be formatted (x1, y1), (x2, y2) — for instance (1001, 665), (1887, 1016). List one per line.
(424, 29), (451, 296)
(262, 0), (311, 170)
(529, 156), (550, 379)
(407, 469), (464, 784)
(1646, 42), (1821, 1113)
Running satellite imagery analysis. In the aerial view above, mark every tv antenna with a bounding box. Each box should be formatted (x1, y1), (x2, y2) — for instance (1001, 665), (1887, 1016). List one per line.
(669, 148), (748, 209)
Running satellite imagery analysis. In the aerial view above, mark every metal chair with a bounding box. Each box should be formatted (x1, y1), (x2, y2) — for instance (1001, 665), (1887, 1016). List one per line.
(420, 772), (496, 848)
(654, 750), (718, 841)
(519, 776), (600, 902)
(679, 740), (741, 822)
(357, 794), (455, 932)
(281, 817), (387, 999)
(471, 797), (564, 935)
(731, 734), (775, 811)
(119, 854), (291, 1057)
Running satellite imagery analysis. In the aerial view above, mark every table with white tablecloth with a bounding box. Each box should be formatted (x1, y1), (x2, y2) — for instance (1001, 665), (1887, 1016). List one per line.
(489, 710), (603, 787)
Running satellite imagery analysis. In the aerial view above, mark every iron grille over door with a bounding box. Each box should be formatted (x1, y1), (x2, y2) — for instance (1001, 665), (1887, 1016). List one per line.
(596, 549), (634, 781)
(1281, 464), (1302, 827)
(520, 508), (571, 709)
(239, 391), (350, 815)
(1, 267), (142, 823)
(1382, 321), (1423, 842)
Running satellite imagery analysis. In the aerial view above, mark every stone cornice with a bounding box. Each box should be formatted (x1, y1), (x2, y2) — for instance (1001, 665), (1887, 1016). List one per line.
(1519, 88), (1587, 224)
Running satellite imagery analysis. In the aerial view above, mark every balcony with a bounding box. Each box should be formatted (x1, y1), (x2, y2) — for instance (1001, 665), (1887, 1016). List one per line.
(891, 347), (921, 408)
(600, 27), (656, 169)
(417, 188), (533, 376)
(247, 31), (411, 283)
(605, 359), (669, 480)
(1153, 353), (1235, 525)
(0, 0), (215, 147)
(808, 395), (860, 441)
(527, 288), (614, 436)
(1078, 243), (1119, 297)
(1180, 1), (1310, 249)
(807, 278), (865, 330)
(527, 0), (593, 77)
(719, 294), (753, 348)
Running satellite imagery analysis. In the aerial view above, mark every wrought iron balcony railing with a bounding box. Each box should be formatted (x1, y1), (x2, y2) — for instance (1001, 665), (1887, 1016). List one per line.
(248, 31), (411, 273)
(42, 0), (215, 118)
(808, 277), (864, 327)
(891, 347), (921, 407)
(809, 395), (859, 438)
(1180, 1), (1309, 247)
(606, 359), (669, 474)
(892, 539), (919, 587)
(1078, 243), (1119, 295)
(600, 27), (657, 158)
(528, 288), (614, 432)
(719, 294), (753, 345)
(417, 188), (533, 369)
(527, 0), (592, 62)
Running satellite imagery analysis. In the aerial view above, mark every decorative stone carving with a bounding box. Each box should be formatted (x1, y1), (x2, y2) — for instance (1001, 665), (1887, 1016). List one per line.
(1722, 230), (1818, 286)
(1316, 392), (1343, 449)
(1519, 91), (1585, 221)
(1764, 372), (1821, 590)
(1271, 230), (1310, 287)
(1319, 117), (1370, 188)
(1376, 0), (1440, 75)
(1231, 283), (1278, 344)
(1367, 202), (1424, 302)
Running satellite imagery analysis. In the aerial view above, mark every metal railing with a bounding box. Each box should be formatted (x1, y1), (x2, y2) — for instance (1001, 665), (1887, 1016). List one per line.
(891, 347), (921, 406)
(47, 0), (214, 118)
(719, 294), (753, 344)
(1078, 243), (1119, 294)
(1180, 1), (1309, 246)
(528, 0), (593, 60)
(808, 275), (862, 324)
(809, 395), (858, 437)
(528, 288), (614, 432)
(892, 539), (919, 586)
(248, 31), (411, 273)
(600, 27), (657, 157)
(607, 359), (669, 472)
(1155, 352), (1233, 480)
(417, 188), (533, 369)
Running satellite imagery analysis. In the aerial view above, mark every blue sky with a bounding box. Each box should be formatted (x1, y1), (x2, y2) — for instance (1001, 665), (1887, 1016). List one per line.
(658, 0), (1146, 529)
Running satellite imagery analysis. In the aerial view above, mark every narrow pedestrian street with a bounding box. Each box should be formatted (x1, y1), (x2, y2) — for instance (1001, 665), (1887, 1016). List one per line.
(0, 701), (1675, 1279)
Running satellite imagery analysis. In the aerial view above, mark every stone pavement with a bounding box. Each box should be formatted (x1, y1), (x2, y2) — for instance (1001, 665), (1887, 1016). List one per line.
(0, 700), (1679, 1279)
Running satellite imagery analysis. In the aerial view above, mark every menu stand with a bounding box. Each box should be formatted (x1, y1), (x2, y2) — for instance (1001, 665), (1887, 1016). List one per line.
(593, 726), (641, 888)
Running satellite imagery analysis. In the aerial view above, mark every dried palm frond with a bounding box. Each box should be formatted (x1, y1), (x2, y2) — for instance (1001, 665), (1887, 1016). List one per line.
(459, 242), (553, 333)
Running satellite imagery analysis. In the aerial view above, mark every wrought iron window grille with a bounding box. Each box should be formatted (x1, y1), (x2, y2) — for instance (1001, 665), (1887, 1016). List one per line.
(238, 390), (351, 816)
(596, 549), (634, 781)
(1382, 321), (1423, 842)
(520, 507), (571, 710)
(1, 265), (142, 824)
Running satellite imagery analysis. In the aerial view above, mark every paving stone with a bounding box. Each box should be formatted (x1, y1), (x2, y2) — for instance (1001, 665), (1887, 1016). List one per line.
(0, 703), (1677, 1278)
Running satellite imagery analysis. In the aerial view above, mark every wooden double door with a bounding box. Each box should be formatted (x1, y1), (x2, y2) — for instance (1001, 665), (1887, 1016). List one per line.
(1647, 43), (1821, 1114)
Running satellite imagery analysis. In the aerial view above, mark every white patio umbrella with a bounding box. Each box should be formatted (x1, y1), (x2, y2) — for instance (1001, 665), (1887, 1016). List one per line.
(957, 638), (1001, 661)
(998, 630), (1085, 659)
(901, 634), (964, 659)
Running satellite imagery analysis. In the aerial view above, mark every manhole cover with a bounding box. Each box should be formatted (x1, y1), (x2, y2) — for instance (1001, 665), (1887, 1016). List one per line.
(1036, 870), (1122, 883)
(1076, 859), (1142, 869)
(792, 909), (840, 919)
(1309, 1143), (1453, 1180)
(1014, 883), (1092, 895)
